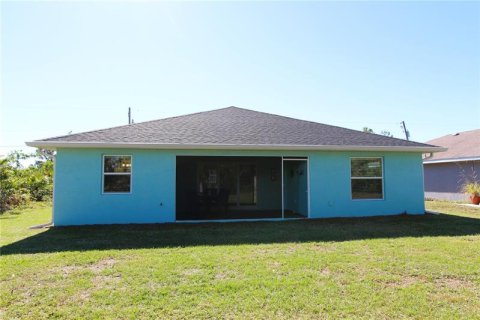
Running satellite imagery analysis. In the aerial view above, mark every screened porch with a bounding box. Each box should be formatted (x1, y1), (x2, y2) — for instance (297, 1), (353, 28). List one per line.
(176, 156), (308, 221)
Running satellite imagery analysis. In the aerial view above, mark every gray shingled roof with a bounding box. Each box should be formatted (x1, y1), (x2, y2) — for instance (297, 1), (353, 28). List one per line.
(31, 106), (439, 150)
(424, 129), (480, 162)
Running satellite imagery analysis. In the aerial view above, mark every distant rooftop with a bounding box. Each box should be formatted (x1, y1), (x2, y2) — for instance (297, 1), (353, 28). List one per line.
(27, 106), (443, 152)
(424, 129), (480, 163)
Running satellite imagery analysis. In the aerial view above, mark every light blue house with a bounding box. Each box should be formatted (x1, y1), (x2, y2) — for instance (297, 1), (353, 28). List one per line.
(27, 107), (444, 226)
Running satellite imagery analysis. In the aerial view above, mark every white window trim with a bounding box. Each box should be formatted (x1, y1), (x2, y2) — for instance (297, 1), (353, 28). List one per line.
(102, 155), (133, 194)
(350, 157), (384, 201)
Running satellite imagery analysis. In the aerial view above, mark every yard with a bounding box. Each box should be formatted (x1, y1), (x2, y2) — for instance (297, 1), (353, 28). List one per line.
(1, 201), (479, 319)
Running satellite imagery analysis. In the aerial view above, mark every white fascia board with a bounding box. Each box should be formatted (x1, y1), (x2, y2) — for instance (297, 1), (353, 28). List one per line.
(26, 141), (447, 153)
(423, 156), (480, 164)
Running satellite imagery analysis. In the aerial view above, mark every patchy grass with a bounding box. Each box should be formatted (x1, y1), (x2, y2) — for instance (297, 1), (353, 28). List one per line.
(426, 198), (480, 217)
(1, 201), (479, 319)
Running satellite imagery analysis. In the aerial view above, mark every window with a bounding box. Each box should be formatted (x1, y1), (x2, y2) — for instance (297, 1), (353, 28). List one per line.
(103, 155), (132, 193)
(351, 157), (383, 200)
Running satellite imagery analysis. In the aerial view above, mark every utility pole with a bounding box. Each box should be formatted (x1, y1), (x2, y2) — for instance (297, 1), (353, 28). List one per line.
(128, 107), (131, 125)
(400, 121), (410, 140)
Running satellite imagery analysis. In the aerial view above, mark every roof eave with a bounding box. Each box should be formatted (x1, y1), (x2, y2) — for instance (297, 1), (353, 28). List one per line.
(423, 156), (480, 164)
(26, 141), (447, 153)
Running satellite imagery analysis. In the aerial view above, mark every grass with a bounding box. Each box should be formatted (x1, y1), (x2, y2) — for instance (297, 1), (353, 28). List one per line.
(1, 201), (479, 319)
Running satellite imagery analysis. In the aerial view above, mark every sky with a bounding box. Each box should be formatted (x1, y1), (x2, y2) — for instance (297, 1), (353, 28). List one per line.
(1, 1), (479, 155)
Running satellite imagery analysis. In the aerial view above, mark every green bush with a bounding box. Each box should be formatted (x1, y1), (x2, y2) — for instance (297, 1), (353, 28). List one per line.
(462, 182), (480, 196)
(0, 150), (53, 213)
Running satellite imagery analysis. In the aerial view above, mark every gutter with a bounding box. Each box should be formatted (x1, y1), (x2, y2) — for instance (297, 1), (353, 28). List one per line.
(424, 156), (480, 164)
(26, 141), (447, 153)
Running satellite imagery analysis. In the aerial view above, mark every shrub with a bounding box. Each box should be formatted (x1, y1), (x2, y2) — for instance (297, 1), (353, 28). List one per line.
(0, 150), (53, 213)
(462, 182), (480, 196)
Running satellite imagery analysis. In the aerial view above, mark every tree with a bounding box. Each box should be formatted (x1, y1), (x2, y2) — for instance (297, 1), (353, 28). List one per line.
(380, 130), (394, 138)
(362, 127), (394, 138)
(7, 150), (31, 169)
(35, 148), (55, 162)
(0, 150), (54, 212)
(34, 149), (56, 168)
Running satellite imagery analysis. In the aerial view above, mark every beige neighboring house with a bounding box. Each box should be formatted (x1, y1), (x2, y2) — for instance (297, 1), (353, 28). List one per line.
(423, 129), (480, 200)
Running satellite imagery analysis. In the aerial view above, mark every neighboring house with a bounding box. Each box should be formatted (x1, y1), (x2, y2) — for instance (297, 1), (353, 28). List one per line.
(27, 107), (444, 226)
(423, 129), (480, 201)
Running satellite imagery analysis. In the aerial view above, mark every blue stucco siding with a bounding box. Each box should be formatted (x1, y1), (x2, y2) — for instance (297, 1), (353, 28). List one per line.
(54, 149), (176, 225)
(309, 152), (425, 218)
(53, 148), (425, 226)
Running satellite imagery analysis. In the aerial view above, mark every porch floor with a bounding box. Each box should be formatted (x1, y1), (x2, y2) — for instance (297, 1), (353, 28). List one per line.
(176, 210), (306, 221)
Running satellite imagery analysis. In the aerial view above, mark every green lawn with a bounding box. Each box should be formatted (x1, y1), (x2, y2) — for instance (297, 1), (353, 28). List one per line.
(1, 201), (479, 319)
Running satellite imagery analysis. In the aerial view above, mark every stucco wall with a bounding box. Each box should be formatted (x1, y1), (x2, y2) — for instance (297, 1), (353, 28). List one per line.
(424, 161), (479, 201)
(54, 149), (176, 225)
(53, 148), (425, 225)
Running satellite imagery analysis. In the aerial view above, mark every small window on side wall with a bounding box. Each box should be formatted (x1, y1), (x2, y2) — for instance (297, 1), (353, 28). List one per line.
(103, 155), (132, 193)
(351, 157), (383, 200)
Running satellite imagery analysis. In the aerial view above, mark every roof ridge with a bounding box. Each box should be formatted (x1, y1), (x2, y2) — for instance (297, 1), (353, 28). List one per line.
(229, 106), (435, 148)
(427, 128), (480, 143)
(36, 106), (235, 142)
(32, 106), (439, 150)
